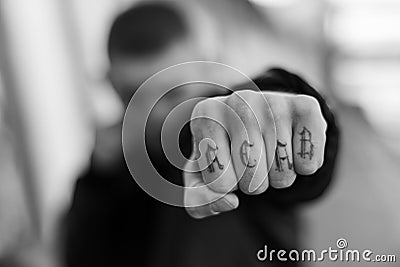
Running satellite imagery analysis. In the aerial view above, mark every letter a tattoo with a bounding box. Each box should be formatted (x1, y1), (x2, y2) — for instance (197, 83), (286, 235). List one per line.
(275, 140), (293, 172)
(205, 143), (224, 173)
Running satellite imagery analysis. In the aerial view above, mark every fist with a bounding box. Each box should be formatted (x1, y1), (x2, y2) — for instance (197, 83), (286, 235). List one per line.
(184, 90), (327, 218)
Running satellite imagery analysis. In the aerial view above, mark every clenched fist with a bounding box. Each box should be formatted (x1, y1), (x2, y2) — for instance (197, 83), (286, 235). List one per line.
(184, 90), (327, 218)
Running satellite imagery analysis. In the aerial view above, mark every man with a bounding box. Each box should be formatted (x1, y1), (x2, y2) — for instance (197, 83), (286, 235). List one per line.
(66, 2), (339, 266)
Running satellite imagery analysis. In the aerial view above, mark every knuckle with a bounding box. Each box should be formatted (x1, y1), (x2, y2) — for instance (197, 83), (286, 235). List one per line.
(235, 89), (258, 100)
(192, 98), (213, 117)
(293, 95), (321, 116)
(226, 90), (257, 107)
(226, 90), (259, 121)
(225, 92), (241, 108)
(268, 95), (291, 122)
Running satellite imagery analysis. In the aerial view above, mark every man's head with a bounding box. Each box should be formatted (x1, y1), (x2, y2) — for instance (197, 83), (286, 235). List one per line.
(107, 2), (204, 106)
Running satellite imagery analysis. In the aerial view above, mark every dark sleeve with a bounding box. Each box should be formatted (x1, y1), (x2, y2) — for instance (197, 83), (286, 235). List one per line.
(245, 68), (340, 206)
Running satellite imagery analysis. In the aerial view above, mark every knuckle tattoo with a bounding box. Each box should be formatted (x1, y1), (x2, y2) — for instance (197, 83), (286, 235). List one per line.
(205, 143), (224, 173)
(240, 140), (257, 168)
(297, 127), (314, 160)
(295, 95), (319, 115)
(275, 140), (293, 172)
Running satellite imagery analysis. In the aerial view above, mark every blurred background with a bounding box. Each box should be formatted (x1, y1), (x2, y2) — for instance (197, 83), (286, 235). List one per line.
(0, 0), (399, 266)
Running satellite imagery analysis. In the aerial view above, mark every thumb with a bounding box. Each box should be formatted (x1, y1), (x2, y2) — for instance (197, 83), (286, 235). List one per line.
(183, 155), (239, 219)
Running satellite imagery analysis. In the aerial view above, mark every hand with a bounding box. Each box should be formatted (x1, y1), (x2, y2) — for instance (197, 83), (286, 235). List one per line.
(183, 90), (327, 218)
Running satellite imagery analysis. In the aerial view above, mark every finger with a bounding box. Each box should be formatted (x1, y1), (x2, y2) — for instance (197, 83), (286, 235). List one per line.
(232, 136), (269, 195)
(268, 122), (297, 189)
(224, 102), (268, 194)
(223, 91), (270, 195)
(183, 155), (239, 219)
(190, 99), (238, 194)
(292, 96), (327, 175)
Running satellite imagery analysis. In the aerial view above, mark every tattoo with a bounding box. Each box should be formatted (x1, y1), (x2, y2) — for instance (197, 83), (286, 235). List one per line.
(205, 143), (224, 173)
(240, 140), (257, 168)
(275, 140), (293, 172)
(297, 127), (314, 160)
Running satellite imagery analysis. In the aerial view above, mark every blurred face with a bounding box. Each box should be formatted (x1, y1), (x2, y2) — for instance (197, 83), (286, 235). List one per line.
(109, 40), (202, 107)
